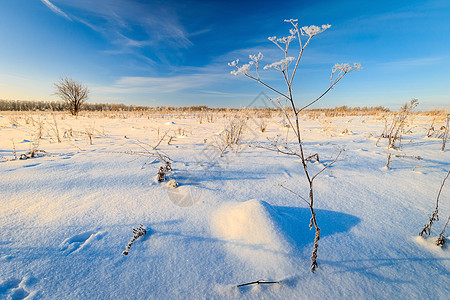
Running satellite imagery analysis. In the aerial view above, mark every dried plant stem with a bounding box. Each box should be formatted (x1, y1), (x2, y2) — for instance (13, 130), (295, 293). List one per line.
(237, 280), (279, 287)
(436, 216), (449, 247)
(229, 19), (361, 272)
(122, 224), (146, 255)
(420, 171), (450, 237)
(11, 140), (17, 160)
(52, 114), (61, 143)
(442, 114), (449, 151)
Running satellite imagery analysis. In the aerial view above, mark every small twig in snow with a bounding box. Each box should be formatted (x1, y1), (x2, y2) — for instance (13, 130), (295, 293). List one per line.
(237, 280), (279, 288)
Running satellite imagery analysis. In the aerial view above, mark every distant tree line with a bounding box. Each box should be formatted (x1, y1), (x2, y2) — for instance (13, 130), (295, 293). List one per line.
(0, 99), (210, 112)
(309, 105), (390, 116)
(0, 99), (390, 114)
(0, 100), (67, 111)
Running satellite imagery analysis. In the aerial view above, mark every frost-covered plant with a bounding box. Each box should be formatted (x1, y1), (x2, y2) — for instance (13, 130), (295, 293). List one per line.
(436, 217), (449, 247)
(377, 99), (418, 168)
(50, 114), (62, 143)
(420, 171), (449, 246)
(442, 114), (449, 151)
(229, 19), (361, 272)
(157, 161), (173, 182)
(122, 224), (147, 255)
(215, 116), (246, 156)
(259, 118), (267, 133)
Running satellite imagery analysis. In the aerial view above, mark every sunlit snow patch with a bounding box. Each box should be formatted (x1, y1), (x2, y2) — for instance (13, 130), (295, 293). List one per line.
(211, 199), (299, 274)
(413, 236), (450, 259)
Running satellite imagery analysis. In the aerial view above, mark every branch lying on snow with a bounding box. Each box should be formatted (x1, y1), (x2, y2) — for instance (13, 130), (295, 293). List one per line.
(122, 224), (147, 255)
(237, 280), (280, 288)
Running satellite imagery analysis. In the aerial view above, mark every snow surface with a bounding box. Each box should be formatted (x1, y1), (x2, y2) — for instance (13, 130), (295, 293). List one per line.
(0, 111), (449, 299)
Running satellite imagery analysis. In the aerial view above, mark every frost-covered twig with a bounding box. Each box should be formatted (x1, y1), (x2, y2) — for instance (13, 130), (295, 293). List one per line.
(436, 216), (449, 247)
(420, 171), (450, 238)
(442, 114), (449, 151)
(122, 224), (147, 255)
(121, 139), (172, 169)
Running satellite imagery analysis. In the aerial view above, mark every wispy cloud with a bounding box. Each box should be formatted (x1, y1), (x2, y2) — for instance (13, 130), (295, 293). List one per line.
(40, 0), (72, 21)
(40, 1), (193, 66)
(96, 72), (223, 95)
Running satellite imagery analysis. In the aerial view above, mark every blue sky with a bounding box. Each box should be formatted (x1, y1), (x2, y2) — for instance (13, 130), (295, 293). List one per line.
(0, 0), (449, 109)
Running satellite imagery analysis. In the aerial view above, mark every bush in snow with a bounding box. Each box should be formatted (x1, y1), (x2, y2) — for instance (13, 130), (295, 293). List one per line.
(214, 115), (246, 157)
(229, 18), (361, 272)
(376, 99), (419, 168)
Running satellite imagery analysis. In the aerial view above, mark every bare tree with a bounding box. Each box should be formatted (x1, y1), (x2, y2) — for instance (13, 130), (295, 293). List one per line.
(54, 77), (89, 116)
(229, 19), (361, 272)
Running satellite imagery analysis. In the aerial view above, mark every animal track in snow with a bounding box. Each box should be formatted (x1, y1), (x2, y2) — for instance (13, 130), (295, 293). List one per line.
(60, 230), (107, 255)
(0, 276), (38, 300)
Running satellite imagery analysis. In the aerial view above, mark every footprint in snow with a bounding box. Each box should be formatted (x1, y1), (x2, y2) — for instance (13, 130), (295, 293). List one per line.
(0, 276), (39, 300)
(59, 231), (107, 255)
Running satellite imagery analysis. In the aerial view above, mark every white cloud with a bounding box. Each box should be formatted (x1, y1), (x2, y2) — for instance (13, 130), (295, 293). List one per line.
(39, 1), (196, 67)
(94, 72), (224, 96)
(45, 1), (192, 50)
(40, 0), (72, 21)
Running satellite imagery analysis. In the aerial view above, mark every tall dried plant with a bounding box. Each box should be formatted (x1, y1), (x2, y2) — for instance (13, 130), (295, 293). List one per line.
(377, 99), (418, 168)
(420, 171), (450, 242)
(442, 114), (449, 151)
(229, 18), (361, 272)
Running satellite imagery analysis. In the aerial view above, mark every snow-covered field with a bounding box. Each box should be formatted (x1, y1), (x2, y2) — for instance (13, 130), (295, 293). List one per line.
(1, 110), (449, 299)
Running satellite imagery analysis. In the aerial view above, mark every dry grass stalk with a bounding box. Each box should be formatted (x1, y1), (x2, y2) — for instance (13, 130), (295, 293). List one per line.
(419, 171), (450, 238)
(379, 99), (418, 150)
(122, 224), (146, 255)
(377, 99), (418, 168)
(442, 114), (449, 151)
(51, 114), (61, 143)
(215, 116), (246, 157)
(436, 216), (449, 247)
(11, 140), (17, 160)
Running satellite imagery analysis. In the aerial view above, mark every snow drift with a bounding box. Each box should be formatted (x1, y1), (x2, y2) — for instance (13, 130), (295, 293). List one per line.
(211, 199), (303, 275)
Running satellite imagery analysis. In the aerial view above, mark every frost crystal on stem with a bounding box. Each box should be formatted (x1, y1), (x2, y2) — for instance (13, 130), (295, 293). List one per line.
(301, 24), (331, 37)
(229, 61), (254, 76)
(264, 57), (296, 72)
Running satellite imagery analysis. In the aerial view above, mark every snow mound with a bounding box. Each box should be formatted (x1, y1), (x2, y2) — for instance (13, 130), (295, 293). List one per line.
(211, 199), (299, 274)
(212, 199), (289, 252)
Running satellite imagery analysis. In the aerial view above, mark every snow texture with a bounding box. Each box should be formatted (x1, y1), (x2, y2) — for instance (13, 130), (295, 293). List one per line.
(0, 111), (449, 299)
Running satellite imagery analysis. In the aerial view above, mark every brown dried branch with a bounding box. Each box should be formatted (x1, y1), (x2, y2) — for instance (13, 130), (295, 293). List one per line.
(237, 280), (279, 288)
(436, 216), (449, 247)
(420, 171), (450, 237)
